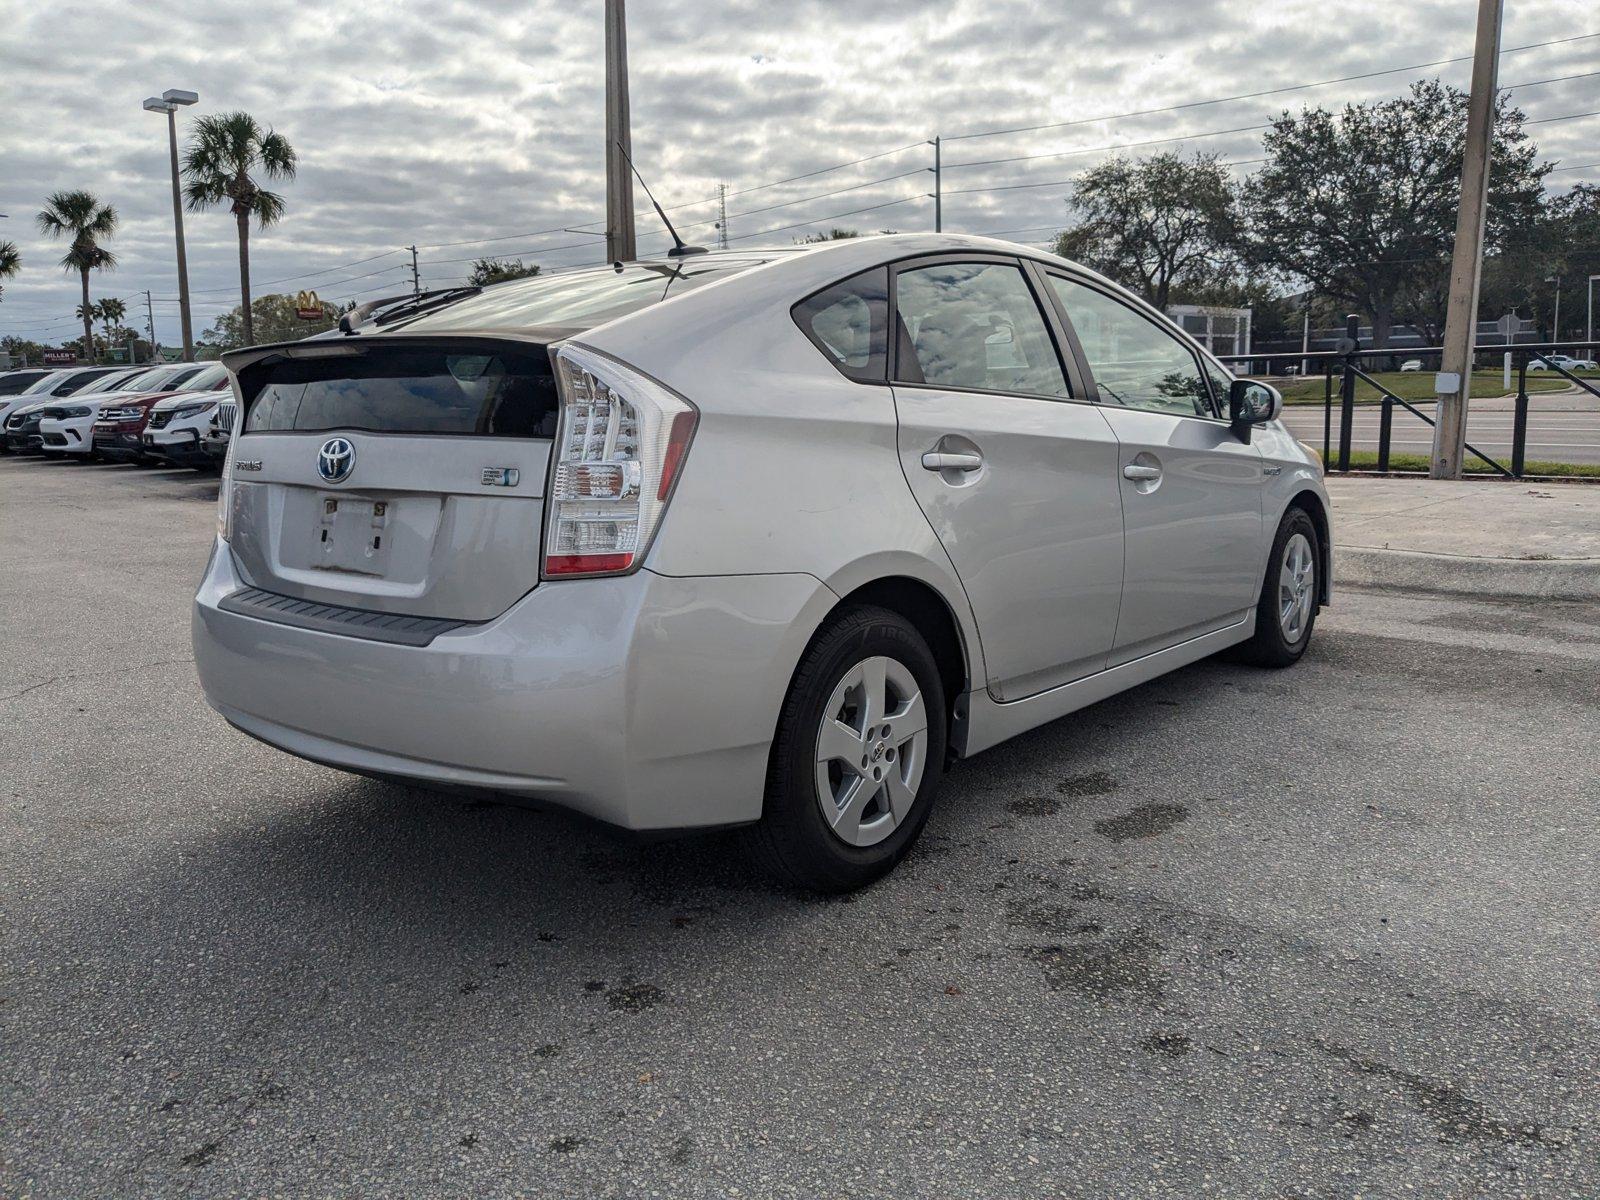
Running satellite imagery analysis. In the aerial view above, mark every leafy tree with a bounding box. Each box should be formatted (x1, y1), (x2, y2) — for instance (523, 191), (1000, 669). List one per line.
(201, 292), (341, 350)
(467, 257), (541, 286)
(183, 112), (297, 346)
(37, 190), (118, 362)
(3, 335), (46, 364)
(0, 239), (19, 302)
(1052, 152), (1241, 310)
(1243, 79), (1548, 349)
(1479, 183), (1600, 339)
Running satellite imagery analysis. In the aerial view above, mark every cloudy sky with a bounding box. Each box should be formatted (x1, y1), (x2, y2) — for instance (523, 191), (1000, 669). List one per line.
(1, 0), (1595, 347)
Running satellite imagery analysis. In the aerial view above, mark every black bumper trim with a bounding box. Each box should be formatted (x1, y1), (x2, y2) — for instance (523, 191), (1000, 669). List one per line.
(217, 586), (478, 647)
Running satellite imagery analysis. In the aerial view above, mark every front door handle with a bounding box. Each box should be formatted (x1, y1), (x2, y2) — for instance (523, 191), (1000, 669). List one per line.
(922, 451), (984, 473)
(1122, 464), (1162, 481)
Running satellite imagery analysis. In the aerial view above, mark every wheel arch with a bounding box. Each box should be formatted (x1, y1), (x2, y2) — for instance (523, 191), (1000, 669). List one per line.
(1284, 487), (1332, 605)
(794, 569), (980, 759)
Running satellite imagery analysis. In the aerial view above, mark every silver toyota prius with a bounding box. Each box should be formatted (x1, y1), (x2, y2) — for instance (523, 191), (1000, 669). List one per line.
(193, 233), (1330, 891)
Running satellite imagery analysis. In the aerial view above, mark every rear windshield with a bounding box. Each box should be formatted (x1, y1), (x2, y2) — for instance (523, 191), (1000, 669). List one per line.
(397, 258), (771, 333)
(242, 346), (557, 439)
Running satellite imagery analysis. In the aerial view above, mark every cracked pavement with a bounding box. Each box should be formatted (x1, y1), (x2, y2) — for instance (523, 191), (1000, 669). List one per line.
(3, 455), (1598, 1198)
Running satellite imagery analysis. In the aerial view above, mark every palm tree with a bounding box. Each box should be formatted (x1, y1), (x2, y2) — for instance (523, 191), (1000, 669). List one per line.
(0, 240), (19, 302)
(98, 297), (127, 348)
(37, 191), (118, 362)
(182, 112), (297, 345)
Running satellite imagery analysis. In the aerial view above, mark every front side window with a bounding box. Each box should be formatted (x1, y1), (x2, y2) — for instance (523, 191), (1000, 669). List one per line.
(1200, 357), (1232, 418)
(1047, 277), (1213, 417)
(894, 261), (1068, 398)
(792, 268), (889, 382)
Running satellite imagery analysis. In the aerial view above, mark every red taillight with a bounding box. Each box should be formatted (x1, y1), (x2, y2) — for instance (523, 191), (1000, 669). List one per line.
(542, 345), (698, 581)
(657, 409), (697, 501)
(544, 552), (634, 576)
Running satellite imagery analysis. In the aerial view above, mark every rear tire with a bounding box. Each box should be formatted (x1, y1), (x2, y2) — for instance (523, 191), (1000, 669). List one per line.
(1235, 508), (1320, 668)
(742, 605), (946, 893)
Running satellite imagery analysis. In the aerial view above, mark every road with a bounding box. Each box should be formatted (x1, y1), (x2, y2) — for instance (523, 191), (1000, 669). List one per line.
(4, 455), (1599, 1198)
(1282, 393), (1600, 465)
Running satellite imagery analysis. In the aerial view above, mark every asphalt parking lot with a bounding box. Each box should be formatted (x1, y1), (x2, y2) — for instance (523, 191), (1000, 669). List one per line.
(4, 455), (1598, 1198)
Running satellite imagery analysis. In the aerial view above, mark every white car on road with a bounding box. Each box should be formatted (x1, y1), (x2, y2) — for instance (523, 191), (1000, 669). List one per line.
(194, 234), (1331, 891)
(39, 364), (207, 459)
(1528, 353), (1598, 372)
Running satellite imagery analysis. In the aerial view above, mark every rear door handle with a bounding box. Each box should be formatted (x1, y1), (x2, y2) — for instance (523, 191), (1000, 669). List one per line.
(922, 451), (984, 473)
(1122, 464), (1162, 481)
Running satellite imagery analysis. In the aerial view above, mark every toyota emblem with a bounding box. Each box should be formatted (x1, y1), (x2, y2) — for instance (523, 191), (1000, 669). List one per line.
(317, 436), (355, 483)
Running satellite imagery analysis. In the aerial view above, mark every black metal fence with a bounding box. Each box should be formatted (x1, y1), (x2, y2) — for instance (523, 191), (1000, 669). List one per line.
(1218, 324), (1600, 479)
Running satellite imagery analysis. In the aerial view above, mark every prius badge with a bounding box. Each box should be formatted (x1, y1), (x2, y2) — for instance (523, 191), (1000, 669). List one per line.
(317, 437), (355, 483)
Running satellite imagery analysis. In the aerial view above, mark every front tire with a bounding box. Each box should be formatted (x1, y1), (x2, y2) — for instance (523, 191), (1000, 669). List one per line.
(743, 605), (947, 892)
(1236, 508), (1320, 667)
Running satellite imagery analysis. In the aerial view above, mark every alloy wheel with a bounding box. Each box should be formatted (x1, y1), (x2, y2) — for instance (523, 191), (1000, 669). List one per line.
(813, 655), (929, 848)
(1278, 531), (1315, 643)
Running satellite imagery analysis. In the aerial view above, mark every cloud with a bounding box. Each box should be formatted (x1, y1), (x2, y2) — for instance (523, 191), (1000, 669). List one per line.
(1, 0), (1594, 344)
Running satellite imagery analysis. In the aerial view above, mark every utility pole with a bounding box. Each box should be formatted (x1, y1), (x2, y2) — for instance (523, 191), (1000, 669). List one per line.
(716, 182), (729, 249)
(1430, 0), (1502, 479)
(408, 245), (421, 296)
(604, 0), (637, 263)
(143, 290), (157, 359)
(1588, 273), (1598, 344)
(929, 136), (942, 232)
(1546, 274), (1561, 343)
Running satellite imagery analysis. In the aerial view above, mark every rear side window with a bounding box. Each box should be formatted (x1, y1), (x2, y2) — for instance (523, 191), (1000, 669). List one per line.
(792, 268), (889, 383)
(893, 261), (1068, 398)
(242, 347), (558, 439)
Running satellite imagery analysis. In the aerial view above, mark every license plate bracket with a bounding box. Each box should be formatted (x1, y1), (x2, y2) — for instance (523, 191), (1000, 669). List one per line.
(313, 494), (392, 576)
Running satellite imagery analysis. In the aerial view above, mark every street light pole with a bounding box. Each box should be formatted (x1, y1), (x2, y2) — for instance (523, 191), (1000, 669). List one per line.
(144, 88), (199, 361)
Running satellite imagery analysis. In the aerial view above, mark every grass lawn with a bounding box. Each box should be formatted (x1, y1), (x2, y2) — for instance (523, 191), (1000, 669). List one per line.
(1268, 369), (1589, 406)
(1334, 450), (1600, 478)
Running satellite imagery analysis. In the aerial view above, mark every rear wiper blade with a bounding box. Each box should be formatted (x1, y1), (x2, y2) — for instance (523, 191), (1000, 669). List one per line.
(339, 286), (482, 334)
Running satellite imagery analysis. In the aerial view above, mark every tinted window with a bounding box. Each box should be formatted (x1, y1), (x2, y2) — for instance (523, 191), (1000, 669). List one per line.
(399, 259), (771, 333)
(792, 268), (889, 382)
(1047, 277), (1211, 417)
(242, 347), (557, 439)
(894, 261), (1068, 398)
(0, 373), (47, 397)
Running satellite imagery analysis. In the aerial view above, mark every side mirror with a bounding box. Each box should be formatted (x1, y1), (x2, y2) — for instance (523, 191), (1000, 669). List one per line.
(1228, 379), (1282, 440)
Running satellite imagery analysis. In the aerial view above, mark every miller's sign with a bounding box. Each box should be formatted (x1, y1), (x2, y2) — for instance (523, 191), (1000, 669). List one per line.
(295, 290), (324, 321)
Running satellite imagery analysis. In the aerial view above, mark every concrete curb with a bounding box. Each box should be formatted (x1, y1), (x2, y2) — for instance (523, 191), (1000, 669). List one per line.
(1334, 545), (1600, 601)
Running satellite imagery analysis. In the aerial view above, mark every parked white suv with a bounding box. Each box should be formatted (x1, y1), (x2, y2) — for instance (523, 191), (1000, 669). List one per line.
(39, 364), (207, 459)
(143, 365), (232, 467)
(194, 235), (1330, 890)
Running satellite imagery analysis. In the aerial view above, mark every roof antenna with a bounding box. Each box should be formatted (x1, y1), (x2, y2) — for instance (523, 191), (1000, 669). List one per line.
(616, 141), (708, 258)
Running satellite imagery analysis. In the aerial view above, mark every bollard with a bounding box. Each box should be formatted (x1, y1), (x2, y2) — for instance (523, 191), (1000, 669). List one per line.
(1377, 394), (1394, 473)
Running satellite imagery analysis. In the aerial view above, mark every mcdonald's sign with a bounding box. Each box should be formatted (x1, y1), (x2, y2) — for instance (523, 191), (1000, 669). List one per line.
(295, 290), (323, 321)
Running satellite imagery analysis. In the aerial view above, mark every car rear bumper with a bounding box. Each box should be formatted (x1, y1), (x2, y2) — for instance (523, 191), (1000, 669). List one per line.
(192, 540), (833, 830)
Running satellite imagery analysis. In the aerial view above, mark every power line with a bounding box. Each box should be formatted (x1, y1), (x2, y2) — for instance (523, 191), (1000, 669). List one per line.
(946, 120), (1271, 172)
(1526, 110), (1599, 125)
(725, 193), (925, 243)
(941, 32), (1600, 143)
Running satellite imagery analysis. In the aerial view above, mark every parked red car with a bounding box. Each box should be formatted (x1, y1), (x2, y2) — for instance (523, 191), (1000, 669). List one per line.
(92, 365), (229, 464)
